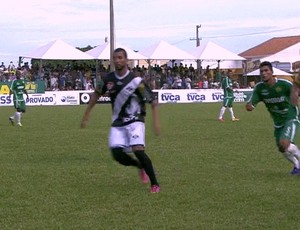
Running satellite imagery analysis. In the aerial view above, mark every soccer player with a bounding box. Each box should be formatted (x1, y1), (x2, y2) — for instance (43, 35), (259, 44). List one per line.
(246, 61), (300, 175)
(81, 48), (161, 193)
(9, 70), (28, 127)
(218, 70), (239, 122)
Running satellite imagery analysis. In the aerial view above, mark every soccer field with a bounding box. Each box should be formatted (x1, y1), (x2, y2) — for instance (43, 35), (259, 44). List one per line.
(1, 103), (300, 229)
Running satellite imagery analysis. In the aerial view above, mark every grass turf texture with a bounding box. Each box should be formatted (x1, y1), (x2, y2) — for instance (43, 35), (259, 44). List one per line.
(1, 103), (300, 229)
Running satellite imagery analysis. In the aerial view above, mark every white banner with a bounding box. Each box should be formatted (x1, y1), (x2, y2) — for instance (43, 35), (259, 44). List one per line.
(154, 89), (253, 104)
(55, 91), (80, 105)
(0, 89), (253, 106)
(0, 91), (83, 106)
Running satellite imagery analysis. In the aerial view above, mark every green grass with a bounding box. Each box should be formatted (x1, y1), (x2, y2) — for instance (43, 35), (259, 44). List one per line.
(1, 102), (300, 229)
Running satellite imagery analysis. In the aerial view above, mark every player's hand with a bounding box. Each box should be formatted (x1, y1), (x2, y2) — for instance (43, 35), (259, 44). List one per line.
(291, 84), (299, 106)
(245, 103), (254, 111)
(154, 123), (160, 136)
(80, 114), (90, 129)
(291, 94), (299, 106)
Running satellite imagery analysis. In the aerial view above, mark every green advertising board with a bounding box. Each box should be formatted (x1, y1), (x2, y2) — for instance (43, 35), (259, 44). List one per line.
(0, 80), (45, 94)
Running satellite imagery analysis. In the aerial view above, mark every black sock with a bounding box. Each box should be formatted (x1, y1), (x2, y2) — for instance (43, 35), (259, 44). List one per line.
(111, 148), (139, 167)
(134, 150), (159, 186)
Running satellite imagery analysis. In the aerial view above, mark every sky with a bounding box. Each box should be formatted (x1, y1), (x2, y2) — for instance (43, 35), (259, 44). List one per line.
(1, 0), (300, 66)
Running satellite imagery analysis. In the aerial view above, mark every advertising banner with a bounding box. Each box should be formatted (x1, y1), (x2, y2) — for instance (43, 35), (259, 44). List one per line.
(79, 92), (111, 104)
(1, 91), (81, 106)
(154, 89), (253, 104)
(0, 80), (45, 94)
(55, 91), (80, 105)
(0, 89), (253, 106)
(0, 93), (56, 106)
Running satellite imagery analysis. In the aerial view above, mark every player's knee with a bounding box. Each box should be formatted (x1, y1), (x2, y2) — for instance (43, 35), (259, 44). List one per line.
(111, 147), (124, 163)
(134, 150), (151, 165)
(278, 140), (290, 153)
(132, 145), (144, 152)
(111, 147), (133, 166)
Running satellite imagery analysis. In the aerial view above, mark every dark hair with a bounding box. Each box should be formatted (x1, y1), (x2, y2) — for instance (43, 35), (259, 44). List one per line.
(259, 61), (273, 71)
(114, 47), (128, 59)
(16, 70), (22, 77)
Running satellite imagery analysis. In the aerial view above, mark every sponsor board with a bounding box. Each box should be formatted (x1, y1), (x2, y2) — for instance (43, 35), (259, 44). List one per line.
(155, 89), (253, 103)
(26, 94), (56, 106)
(234, 91), (252, 102)
(160, 92), (181, 103)
(55, 91), (80, 105)
(211, 92), (224, 101)
(0, 93), (56, 106)
(0, 94), (12, 105)
(187, 92), (205, 102)
(0, 91), (79, 106)
(79, 93), (111, 104)
(0, 89), (254, 106)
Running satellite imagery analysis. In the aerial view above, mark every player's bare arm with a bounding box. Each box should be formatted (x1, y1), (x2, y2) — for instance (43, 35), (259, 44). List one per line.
(151, 99), (160, 136)
(291, 83), (300, 106)
(24, 89), (29, 100)
(81, 91), (100, 128)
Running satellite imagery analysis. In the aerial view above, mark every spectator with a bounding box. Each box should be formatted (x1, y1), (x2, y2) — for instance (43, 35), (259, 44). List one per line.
(203, 76), (209, 89)
(176, 76), (182, 89)
(185, 76), (192, 89)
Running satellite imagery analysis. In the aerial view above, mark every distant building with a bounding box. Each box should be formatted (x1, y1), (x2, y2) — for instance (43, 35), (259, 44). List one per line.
(239, 35), (300, 73)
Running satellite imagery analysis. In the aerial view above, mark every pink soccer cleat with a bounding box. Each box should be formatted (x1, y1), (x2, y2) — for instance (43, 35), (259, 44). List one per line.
(140, 169), (149, 184)
(150, 185), (160, 193)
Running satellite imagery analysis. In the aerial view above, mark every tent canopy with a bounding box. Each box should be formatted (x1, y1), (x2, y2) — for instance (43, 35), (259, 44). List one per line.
(245, 67), (292, 76)
(22, 39), (94, 60)
(260, 42), (300, 63)
(139, 40), (195, 60)
(190, 41), (246, 61)
(168, 60), (243, 69)
(86, 42), (147, 60)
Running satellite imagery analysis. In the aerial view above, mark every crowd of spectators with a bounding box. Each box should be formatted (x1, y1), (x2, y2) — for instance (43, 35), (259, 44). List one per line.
(0, 60), (241, 91)
(134, 63), (240, 90)
(0, 61), (99, 91)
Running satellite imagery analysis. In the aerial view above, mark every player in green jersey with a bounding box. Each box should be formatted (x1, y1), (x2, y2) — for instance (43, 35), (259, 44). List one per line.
(9, 70), (28, 127)
(246, 61), (300, 175)
(218, 70), (239, 122)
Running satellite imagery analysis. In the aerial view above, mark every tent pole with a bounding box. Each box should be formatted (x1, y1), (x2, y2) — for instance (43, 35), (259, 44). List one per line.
(109, 0), (115, 72)
(38, 59), (42, 78)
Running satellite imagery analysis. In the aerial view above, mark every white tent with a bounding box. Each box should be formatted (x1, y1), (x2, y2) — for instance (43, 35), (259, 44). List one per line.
(23, 39), (94, 60)
(260, 42), (300, 63)
(139, 40), (195, 60)
(177, 60), (243, 69)
(86, 42), (147, 60)
(245, 67), (292, 76)
(190, 41), (246, 61)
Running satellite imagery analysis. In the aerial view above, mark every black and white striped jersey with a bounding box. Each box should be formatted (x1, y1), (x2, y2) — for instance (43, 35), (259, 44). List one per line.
(96, 70), (155, 127)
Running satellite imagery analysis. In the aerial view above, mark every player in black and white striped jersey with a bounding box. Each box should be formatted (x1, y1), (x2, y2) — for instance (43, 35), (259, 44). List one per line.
(81, 48), (160, 193)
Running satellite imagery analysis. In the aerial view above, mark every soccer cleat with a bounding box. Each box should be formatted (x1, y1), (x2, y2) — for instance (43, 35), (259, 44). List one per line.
(232, 118), (240, 122)
(150, 185), (160, 193)
(290, 167), (300, 175)
(140, 169), (149, 184)
(17, 123), (22, 127)
(9, 117), (14, 126)
(218, 118), (225, 122)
